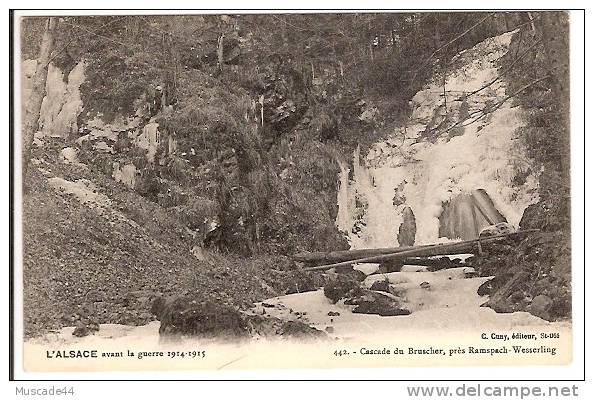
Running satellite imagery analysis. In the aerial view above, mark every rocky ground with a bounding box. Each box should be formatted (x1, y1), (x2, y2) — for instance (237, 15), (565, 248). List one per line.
(472, 205), (572, 322)
(22, 137), (328, 338)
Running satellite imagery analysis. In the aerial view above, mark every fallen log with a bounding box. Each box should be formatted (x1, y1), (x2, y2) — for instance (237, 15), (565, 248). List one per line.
(293, 243), (436, 265)
(301, 229), (538, 273)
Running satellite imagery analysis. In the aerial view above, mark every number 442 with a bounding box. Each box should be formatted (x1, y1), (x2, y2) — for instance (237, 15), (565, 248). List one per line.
(334, 349), (349, 356)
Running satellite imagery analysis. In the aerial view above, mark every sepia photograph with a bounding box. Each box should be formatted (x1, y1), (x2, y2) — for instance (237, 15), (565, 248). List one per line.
(10, 9), (580, 375)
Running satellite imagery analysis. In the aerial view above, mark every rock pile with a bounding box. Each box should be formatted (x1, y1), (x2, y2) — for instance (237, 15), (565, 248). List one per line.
(323, 274), (411, 317)
(474, 225), (571, 322)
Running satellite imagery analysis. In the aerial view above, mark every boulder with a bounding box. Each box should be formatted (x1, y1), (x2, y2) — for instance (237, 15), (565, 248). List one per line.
(72, 320), (99, 337)
(245, 314), (326, 339)
(520, 200), (569, 232)
(323, 275), (360, 304)
(278, 270), (328, 295)
(519, 203), (545, 230)
(190, 245), (207, 261)
(60, 147), (79, 164)
(347, 289), (411, 317)
(151, 296), (249, 339)
(529, 294), (553, 321)
(479, 222), (514, 238)
(370, 280), (391, 293)
(397, 206), (417, 246)
(377, 259), (404, 274)
(476, 274), (513, 296)
(335, 266), (367, 282)
(279, 320), (326, 338)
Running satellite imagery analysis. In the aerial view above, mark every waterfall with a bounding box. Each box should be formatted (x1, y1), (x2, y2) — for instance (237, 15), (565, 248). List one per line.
(336, 31), (540, 248)
(339, 146), (405, 249)
(136, 122), (161, 163)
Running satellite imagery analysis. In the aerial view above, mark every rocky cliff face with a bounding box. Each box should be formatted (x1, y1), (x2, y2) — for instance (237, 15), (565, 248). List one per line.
(24, 52), (350, 257)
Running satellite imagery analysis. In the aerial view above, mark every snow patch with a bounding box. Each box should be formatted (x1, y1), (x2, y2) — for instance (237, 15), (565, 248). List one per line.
(112, 162), (137, 189)
(38, 62), (85, 139)
(47, 177), (141, 231)
(257, 267), (556, 339)
(48, 178), (112, 211)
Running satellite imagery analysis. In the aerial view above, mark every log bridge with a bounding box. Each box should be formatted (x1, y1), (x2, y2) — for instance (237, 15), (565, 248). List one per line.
(293, 229), (539, 273)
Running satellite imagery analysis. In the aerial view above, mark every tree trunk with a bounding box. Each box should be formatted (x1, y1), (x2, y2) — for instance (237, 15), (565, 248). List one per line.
(442, 73), (448, 114)
(217, 34), (225, 71)
(526, 12), (537, 33)
(293, 243), (434, 265)
(301, 242), (483, 272)
(22, 17), (56, 181)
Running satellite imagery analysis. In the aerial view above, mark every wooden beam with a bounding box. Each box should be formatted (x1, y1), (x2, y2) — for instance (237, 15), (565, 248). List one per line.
(300, 229), (538, 273)
(293, 243), (435, 265)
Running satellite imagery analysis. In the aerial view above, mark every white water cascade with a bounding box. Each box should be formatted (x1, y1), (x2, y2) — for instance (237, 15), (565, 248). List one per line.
(336, 31), (540, 249)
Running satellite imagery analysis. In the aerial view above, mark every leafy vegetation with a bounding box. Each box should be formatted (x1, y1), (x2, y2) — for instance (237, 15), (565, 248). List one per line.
(502, 12), (570, 231)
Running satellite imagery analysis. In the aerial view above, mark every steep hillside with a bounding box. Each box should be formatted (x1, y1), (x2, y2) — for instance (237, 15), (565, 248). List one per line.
(23, 137), (315, 337)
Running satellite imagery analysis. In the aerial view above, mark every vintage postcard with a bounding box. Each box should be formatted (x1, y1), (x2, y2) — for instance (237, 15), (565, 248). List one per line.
(11, 10), (579, 375)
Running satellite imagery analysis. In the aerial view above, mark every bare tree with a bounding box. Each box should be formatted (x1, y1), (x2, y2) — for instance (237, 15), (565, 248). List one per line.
(22, 17), (56, 181)
(217, 33), (225, 71)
